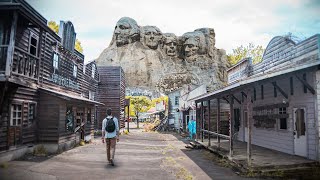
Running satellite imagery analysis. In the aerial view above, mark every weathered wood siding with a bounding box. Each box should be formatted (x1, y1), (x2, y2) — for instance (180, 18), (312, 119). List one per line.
(38, 92), (59, 143)
(96, 66), (125, 130)
(235, 70), (317, 160)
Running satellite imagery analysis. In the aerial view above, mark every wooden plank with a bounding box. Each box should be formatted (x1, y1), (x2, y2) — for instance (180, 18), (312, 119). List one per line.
(5, 11), (18, 76)
(247, 89), (252, 166)
(201, 101), (204, 142)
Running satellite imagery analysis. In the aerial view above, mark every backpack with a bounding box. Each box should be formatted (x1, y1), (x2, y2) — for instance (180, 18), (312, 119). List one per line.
(105, 117), (116, 133)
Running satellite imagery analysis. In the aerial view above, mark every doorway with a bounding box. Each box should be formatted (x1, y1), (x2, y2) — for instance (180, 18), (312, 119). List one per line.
(293, 108), (307, 157)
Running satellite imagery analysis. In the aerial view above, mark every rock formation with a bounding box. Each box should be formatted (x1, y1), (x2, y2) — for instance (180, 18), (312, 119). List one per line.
(96, 17), (228, 94)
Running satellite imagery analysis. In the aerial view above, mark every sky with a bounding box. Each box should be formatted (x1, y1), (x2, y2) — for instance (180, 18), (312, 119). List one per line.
(26, 0), (320, 63)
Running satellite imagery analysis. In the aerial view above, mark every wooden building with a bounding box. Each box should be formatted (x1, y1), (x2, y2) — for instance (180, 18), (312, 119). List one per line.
(193, 34), (320, 162)
(0, 0), (102, 160)
(96, 66), (125, 130)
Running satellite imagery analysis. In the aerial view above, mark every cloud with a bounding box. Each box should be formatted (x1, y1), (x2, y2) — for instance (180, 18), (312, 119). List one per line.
(26, 0), (318, 62)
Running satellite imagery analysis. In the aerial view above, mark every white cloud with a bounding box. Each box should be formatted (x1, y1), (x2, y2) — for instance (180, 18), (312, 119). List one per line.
(26, 0), (315, 61)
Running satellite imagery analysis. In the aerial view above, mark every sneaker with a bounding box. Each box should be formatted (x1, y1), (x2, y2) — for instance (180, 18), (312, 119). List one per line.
(110, 159), (114, 166)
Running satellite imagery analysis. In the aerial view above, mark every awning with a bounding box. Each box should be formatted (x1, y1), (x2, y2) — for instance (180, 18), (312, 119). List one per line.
(192, 60), (320, 102)
(39, 87), (104, 106)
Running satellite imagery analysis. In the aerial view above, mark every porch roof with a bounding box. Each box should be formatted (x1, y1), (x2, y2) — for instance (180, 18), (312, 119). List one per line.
(39, 87), (104, 106)
(192, 60), (320, 103)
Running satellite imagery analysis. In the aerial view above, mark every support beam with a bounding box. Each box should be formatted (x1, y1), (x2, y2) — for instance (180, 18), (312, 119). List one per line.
(241, 91), (247, 102)
(295, 74), (315, 94)
(272, 82), (288, 99)
(208, 100), (211, 147)
(222, 96), (229, 104)
(201, 101), (204, 142)
(232, 95), (241, 104)
(229, 95), (234, 157)
(247, 89), (252, 166)
(217, 98), (221, 149)
(5, 11), (18, 77)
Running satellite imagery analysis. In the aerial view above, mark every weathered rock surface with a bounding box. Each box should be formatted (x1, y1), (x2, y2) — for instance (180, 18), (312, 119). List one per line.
(96, 17), (228, 93)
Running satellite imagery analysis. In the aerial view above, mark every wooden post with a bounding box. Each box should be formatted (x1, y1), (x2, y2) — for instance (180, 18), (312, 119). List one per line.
(127, 105), (130, 132)
(229, 95), (234, 157)
(5, 11), (18, 77)
(208, 100), (211, 146)
(217, 98), (220, 149)
(201, 101), (204, 142)
(37, 28), (43, 83)
(247, 89), (252, 166)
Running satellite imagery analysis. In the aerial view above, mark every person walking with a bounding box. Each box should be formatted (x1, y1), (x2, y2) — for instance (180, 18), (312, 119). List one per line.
(102, 108), (120, 166)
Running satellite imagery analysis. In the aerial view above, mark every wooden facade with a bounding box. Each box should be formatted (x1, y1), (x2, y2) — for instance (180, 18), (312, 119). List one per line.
(96, 66), (125, 130)
(194, 34), (320, 162)
(0, 0), (103, 157)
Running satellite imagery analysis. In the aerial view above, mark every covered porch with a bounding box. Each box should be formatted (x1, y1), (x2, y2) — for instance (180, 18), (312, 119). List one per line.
(191, 60), (320, 169)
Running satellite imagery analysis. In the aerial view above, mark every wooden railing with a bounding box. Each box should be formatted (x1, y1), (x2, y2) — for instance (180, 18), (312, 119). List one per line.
(12, 47), (39, 80)
(0, 45), (8, 72)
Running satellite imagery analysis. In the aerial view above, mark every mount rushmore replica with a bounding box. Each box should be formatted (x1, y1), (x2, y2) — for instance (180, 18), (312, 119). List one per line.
(96, 17), (229, 94)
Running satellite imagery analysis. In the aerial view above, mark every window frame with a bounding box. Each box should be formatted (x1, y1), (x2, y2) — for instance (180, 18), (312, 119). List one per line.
(278, 107), (287, 130)
(174, 96), (179, 106)
(73, 64), (77, 78)
(28, 103), (36, 127)
(29, 32), (39, 57)
(10, 103), (22, 126)
(53, 52), (59, 69)
(91, 64), (96, 78)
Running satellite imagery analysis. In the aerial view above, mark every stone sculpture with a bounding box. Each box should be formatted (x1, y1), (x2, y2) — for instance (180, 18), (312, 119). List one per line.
(141, 26), (163, 50)
(96, 17), (229, 94)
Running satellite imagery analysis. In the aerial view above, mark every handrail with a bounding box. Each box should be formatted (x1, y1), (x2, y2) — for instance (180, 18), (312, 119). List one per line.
(201, 129), (230, 139)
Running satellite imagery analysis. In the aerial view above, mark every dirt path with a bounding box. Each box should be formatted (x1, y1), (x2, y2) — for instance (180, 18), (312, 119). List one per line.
(0, 128), (258, 180)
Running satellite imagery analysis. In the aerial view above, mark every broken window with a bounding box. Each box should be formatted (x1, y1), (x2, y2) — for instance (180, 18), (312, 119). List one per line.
(295, 109), (305, 137)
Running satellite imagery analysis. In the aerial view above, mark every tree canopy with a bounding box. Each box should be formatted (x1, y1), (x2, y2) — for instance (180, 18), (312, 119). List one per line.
(227, 43), (264, 66)
(47, 20), (84, 53)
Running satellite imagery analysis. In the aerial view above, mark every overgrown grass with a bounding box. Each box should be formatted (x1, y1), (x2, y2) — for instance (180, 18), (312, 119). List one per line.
(33, 145), (47, 156)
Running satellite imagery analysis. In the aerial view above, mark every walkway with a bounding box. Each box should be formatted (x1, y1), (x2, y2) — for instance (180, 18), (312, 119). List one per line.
(0, 126), (258, 180)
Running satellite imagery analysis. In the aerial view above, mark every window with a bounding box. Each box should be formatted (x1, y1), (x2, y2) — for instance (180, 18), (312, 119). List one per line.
(87, 109), (91, 124)
(73, 64), (77, 77)
(53, 53), (59, 69)
(91, 64), (96, 78)
(66, 106), (74, 131)
(28, 103), (36, 126)
(89, 91), (95, 100)
(279, 107), (287, 130)
(174, 96), (179, 105)
(29, 34), (38, 56)
(11, 104), (22, 126)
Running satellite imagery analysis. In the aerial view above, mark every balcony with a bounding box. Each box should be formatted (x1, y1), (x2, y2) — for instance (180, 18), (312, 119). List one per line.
(12, 47), (39, 80)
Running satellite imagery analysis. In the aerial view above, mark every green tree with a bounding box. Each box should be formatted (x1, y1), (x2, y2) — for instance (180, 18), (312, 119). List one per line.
(48, 21), (59, 34)
(47, 20), (84, 53)
(126, 96), (151, 128)
(227, 43), (264, 65)
(75, 39), (83, 53)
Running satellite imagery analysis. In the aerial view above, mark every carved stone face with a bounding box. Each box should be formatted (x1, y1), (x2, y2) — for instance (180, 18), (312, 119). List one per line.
(184, 37), (199, 58)
(114, 17), (140, 47)
(142, 26), (162, 49)
(164, 35), (177, 56)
